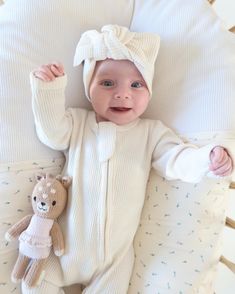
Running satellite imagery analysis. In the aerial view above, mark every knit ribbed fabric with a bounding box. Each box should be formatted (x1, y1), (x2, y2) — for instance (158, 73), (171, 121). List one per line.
(1, 0), (235, 165)
(0, 0), (134, 163)
(30, 73), (217, 291)
(22, 279), (65, 294)
(1, 1), (235, 293)
(131, 0), (235, 135)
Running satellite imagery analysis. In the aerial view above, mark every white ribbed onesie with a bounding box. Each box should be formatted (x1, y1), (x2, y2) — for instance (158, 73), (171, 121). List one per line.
(29, 74), (216, 294)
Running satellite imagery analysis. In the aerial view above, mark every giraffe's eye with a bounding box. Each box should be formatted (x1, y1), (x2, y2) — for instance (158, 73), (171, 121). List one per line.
(52, 201), (56, 206)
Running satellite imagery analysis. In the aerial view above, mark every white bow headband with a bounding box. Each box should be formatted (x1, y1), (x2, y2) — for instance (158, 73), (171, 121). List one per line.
(73, 25), (160, 99)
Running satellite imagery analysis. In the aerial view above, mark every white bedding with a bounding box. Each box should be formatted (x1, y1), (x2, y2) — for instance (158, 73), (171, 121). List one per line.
(0, 0), (235, 293)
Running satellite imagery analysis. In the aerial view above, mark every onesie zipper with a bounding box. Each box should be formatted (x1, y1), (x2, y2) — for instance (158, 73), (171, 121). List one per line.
(96, 121), (116, 264)
(99, 160), (109, 263)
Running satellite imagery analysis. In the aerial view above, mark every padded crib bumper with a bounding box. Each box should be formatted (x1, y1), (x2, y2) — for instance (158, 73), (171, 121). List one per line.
(220, 185), (235, 274)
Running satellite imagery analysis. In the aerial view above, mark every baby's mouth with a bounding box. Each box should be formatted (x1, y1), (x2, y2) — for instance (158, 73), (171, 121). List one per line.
(110, 107), (131, 112)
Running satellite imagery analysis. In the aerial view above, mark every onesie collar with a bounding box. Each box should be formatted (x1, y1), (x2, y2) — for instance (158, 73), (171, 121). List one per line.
(88, 111), (140, 133)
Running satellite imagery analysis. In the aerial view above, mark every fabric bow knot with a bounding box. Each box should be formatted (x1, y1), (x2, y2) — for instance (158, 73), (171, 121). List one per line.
(74, 25), (135, 65)
(73, 24), (160, 99)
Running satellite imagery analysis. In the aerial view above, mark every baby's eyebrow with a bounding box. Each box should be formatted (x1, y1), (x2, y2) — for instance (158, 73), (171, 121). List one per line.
(96, 72), (112, 77)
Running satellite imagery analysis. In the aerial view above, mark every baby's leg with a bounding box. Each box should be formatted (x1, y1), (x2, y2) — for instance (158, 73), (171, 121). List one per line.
(83, 247), (134, 294)
(22, 280), (64, 294)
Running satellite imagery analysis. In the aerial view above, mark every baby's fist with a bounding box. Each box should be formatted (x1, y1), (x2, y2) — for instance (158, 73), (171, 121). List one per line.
(210, 146), (233, 177)
(33, 62), (65, 82)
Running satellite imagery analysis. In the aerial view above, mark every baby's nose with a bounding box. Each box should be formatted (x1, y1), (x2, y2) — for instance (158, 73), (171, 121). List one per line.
(114, 89), (130, 99)
(113, 84), (131, 99)
(114, 94), (130, 99)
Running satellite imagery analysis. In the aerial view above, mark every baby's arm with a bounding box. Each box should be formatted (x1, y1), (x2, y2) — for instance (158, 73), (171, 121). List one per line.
(152, 124), (233, 183)
(31, 62), (73, 150)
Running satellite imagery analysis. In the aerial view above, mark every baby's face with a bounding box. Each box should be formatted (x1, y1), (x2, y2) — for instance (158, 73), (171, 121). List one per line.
(89, 59), (150, 125)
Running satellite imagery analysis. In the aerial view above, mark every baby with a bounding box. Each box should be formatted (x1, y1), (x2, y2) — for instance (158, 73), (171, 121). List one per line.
(29, 25), (232, 293)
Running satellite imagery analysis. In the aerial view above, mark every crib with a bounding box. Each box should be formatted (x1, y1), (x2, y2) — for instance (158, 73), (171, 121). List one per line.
(0, 0), (235, 293)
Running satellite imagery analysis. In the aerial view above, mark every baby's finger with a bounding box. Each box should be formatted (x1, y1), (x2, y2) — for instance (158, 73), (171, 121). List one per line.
(37, 65), (56, 80)
(212, 154), (229, 169)
(50, 64), (64, 77)
(212, 157), (233, 176)
(220, 166), (233, 177)
(211, 146), (224, 164)
(216, 165), (233, 177)
(53, 62), (64, 73)
(33, 71), (53, 82)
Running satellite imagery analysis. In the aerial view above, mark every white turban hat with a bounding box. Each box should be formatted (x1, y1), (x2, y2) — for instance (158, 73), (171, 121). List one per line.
(73, 24), (160, 99)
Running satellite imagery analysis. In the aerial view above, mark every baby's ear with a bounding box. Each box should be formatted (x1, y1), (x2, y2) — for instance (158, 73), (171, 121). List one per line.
(61, 176), (72, 189)
(35, 173), (46, 182)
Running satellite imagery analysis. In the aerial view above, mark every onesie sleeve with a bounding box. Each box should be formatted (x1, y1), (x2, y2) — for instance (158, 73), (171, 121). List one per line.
(30, 73), (73, 151)
(151, 122), (216, 183)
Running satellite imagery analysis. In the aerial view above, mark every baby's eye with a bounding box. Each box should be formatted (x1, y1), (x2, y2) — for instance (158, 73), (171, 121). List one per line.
(101, 80), (114, 87)
(131, 81), (143, 88)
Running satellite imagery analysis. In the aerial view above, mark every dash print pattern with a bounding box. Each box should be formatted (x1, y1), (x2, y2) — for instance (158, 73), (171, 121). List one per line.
(129, 168), (230, 294)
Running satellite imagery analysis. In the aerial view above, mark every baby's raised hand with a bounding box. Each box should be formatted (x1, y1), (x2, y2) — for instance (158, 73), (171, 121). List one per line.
(210, 146), (233, 177)
(33, 62), (64, 82)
